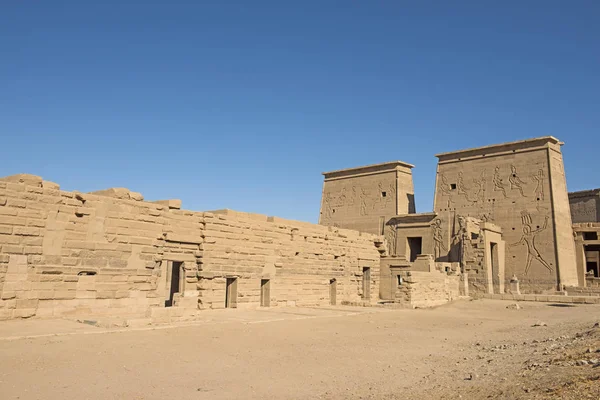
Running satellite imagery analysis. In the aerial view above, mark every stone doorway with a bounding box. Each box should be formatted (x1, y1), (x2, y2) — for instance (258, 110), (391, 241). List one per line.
(329, 279), (337, 305)
(490, 242), (500, 294)
(362, 267), (371, 300)
(225, 277), (238, 308)
(260, 279), (271, 307)
(165, 261), (183, 307)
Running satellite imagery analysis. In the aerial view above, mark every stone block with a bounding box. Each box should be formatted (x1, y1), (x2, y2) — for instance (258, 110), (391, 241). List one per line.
(16, 299), (39, 309)
(0, 215), (26, 226)
(152, 199), (182, 210)
(13, 308), (36, 318)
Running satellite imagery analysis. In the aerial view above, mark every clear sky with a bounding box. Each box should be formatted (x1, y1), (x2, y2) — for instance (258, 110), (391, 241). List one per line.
(1, 1), (599, 223)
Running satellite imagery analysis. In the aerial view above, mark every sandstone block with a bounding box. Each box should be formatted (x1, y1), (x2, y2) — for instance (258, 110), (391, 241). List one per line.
(42, 180), (60, 190)
(0, 174), (43, 187)
(0, 215), (26, 226)
(2, 245), (23, 254)
(152, 199), (182, 210)
(23, 246), (43, 255)
(13, 226), (40, 236)
(16, 299), (39, 309)
(13, 308), (36, 318)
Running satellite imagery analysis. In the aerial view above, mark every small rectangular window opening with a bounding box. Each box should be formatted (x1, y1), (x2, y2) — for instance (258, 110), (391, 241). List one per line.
(450, 184), (457, 190)
(583, 232), (598, 241)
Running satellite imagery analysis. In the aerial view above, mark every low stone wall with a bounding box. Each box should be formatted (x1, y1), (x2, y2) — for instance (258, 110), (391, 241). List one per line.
(394, 270), (461, 308)
(475, 293), (600, 304)
(0, 175), (382, 320)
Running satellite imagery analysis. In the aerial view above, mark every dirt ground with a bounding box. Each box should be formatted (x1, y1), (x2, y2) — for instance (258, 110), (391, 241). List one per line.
(0, 299), (599, 400)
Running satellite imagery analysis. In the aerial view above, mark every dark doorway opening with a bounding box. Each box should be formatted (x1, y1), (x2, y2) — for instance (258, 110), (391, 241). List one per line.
(583, 232), (598, 241)
(225, 277), (238, 308)
(586, 261), (599, 277)
(329, 279), (337, 305)
(165, 261), (182, 307)
(490, 242), (499, 294)
(362, 267), (371, 300)
(260, 279), (271, 307)
(407, 237), (423, 262)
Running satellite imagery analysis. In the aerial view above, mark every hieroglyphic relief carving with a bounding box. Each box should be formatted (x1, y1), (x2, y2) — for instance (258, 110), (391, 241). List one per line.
(359, 188), (368, 216)
(509, 165), (527, 197)
(457, 172), (470, 201)
(531, 169), (545, 200)
(438, 173), (453, 208)
(432, 218), (447, 260)
(385, 223), (397, 256)
(323, 192), (333, 219)
(510, 211), (552, 275)
(471, 170), (486, 205)
(493, 166), (508, 198)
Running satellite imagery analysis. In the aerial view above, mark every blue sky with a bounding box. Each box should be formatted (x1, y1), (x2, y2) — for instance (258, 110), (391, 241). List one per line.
(1, 1), (599, 223)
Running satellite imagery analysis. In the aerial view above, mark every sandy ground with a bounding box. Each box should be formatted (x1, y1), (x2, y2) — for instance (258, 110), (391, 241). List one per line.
(0, 299), (599, 400)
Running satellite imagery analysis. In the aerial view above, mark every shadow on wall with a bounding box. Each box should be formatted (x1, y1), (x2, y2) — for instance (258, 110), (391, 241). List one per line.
(407, 194), (416, 214)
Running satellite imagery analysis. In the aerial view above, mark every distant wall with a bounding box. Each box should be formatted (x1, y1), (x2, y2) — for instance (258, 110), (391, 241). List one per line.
(569, 190), (600, 223)
(319, 162), (414, 234)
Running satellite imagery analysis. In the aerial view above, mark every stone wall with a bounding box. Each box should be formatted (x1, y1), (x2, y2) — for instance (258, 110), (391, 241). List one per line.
(394, 269), (461, 308)
(0, 175), (382, 320)
(197, 210), (382, 309)
(569, 189), (600, 223)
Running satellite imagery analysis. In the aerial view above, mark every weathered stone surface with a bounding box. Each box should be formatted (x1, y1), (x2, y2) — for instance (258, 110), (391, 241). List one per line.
(152, 199), (182, 210)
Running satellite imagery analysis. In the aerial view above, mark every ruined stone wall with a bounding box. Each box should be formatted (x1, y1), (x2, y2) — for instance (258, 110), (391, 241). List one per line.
(434, 137), (577, 292)
(0, 175), (382, 320)
(394, 270), (460, 308)
(0, 175), (204, 320)
(199, 210), (381, 308)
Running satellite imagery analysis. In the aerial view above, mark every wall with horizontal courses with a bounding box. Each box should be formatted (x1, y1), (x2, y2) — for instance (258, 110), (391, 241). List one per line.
(198, 210), (382, 309)
(0, 175), (205, 320)
(0, 175), (382, 320)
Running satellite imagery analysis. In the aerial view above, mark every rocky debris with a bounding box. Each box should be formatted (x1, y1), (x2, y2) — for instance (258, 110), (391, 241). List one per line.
(532, 321), (548, 327)
(506, 302), (522, 310)
(89, 187), (144, 201)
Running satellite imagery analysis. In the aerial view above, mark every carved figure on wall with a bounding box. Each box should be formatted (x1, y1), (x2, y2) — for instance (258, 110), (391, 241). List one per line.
(359, 189), (368, 216)
(432, 219), (447, 260)
(531, 169), (545, 201)
(509, 164), (527, 197)
(349, 186), (357, 206)
(449, 214), (468, 270)
(385, 224), (397, 256)
(457, 172), (470, 201)
(510, 212), (552, 275)
(471, 170), (487, 205)
(479, 212), (493, 222)
(439, 174), (451, 196)
(338, 186), (348, 207)
(323, 192), (333, 219)
(388, 183), (397, 205)
(493, 166), (508, 198)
